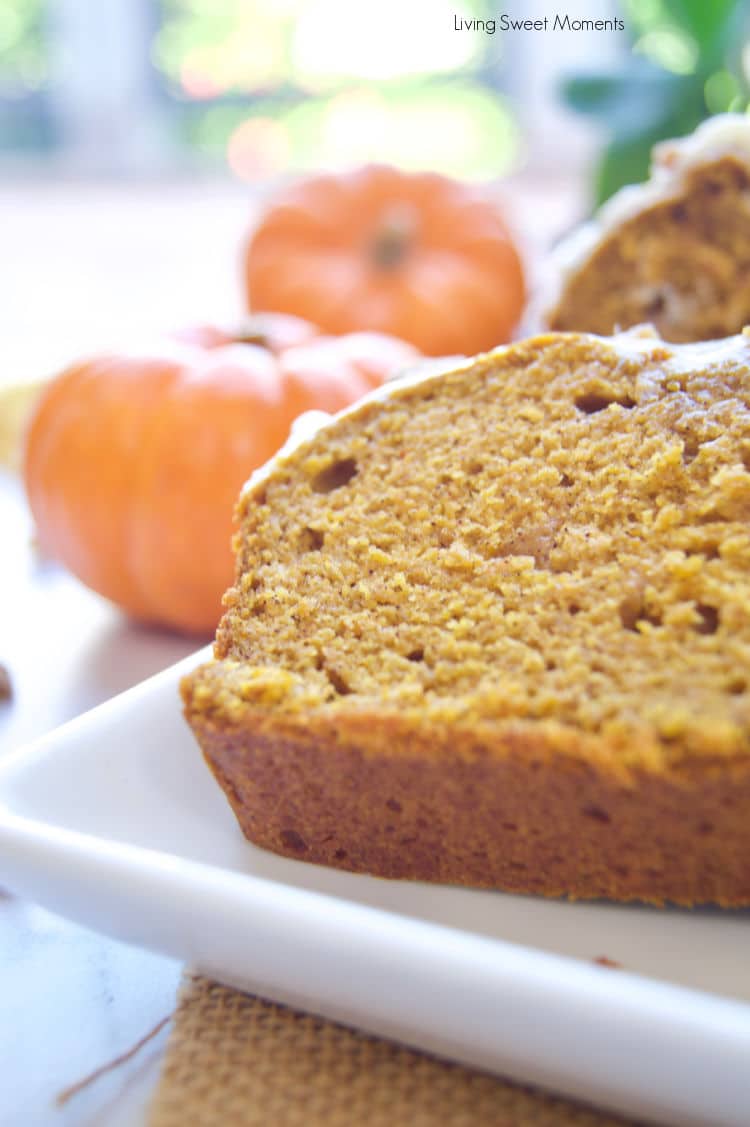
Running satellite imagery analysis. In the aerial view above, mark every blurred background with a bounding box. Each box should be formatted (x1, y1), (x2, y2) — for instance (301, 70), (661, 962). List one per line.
(1, 0), (750, 383)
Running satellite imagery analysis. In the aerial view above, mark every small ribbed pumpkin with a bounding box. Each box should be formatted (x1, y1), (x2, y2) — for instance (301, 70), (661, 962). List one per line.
(244, 164), (525, 357)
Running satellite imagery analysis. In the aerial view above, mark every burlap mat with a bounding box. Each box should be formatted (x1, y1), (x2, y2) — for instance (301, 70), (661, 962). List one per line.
(149, 972), (641, 1126)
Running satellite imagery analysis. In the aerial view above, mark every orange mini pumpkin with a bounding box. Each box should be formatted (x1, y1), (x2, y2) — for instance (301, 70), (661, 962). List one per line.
(24, 315), (418, 635)
(244, 165), (526, 357)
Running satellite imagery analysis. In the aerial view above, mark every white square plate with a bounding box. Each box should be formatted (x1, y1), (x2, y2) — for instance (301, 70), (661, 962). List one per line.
(0, 648), (748, 1126)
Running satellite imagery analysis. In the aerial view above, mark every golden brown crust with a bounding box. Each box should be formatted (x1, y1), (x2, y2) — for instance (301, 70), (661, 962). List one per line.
(182, 670), (750, 905)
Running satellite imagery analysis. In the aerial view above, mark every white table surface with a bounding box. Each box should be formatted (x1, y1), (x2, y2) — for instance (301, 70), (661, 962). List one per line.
(1, 470), (198, 1127)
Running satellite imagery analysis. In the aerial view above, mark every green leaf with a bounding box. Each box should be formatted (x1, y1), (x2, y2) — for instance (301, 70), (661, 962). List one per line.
(595, 135), (654, 206)
(660, 0), (739, 51)
(562, 65), (691, 141)
(593, 96), (708, 205)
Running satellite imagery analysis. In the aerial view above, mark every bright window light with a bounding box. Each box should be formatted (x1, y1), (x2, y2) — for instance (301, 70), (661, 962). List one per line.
(292, 0), (479, 85)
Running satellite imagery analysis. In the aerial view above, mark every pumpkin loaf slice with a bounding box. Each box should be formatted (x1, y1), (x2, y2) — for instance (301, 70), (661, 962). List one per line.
(540, 113), (750, 343)
(182, 328), (750, 906)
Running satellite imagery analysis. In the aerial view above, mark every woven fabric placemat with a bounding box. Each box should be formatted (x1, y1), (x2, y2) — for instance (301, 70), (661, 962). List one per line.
(149, 972), (641, 1126)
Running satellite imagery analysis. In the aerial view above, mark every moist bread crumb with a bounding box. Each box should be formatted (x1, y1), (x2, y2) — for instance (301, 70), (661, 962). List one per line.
(182, 328), (750, 906)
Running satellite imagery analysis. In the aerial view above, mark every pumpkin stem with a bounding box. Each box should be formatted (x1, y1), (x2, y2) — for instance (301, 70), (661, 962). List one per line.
(370, 204), (419, 270)
(233, 315), (272, 349)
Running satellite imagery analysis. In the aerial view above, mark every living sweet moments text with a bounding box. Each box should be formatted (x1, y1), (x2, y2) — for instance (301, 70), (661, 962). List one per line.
(454, 13), (625, 34)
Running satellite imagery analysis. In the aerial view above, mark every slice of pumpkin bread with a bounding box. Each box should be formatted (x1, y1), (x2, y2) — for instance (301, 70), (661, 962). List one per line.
(182, 328), (750, 905)
(540, 113), (750, 343)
